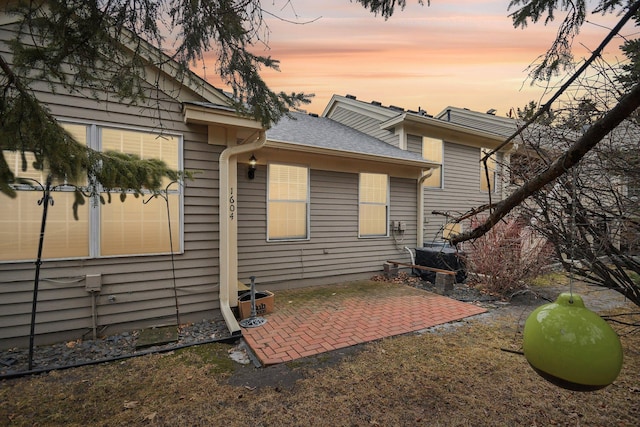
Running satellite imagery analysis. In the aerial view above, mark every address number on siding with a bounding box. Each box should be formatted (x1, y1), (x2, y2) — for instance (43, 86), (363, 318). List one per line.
(230, 188), (236, 220)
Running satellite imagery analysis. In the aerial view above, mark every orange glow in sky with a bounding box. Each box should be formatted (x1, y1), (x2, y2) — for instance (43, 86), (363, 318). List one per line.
(201, 1), (631, 118)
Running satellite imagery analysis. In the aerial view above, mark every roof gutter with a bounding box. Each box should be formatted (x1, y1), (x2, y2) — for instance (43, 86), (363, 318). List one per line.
(380, 114), (508, 148)
(218, 130), (266, 336)
(265, 139), (438, 169)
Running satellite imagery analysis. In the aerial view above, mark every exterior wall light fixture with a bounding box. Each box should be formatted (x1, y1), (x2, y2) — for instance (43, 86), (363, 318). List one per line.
(248, 154), (257, 180)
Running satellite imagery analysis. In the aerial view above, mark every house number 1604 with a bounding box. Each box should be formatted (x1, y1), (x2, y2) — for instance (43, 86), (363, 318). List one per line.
(229, 188), (236, 220)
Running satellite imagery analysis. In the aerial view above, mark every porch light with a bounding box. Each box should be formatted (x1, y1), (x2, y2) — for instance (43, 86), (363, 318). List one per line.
(248, 154), (257, 180)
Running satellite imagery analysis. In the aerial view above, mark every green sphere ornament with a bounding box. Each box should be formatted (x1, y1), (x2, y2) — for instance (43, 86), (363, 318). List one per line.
(522, 292), (623, 391)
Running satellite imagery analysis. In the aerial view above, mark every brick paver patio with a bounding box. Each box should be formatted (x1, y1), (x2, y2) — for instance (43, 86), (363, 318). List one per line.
(241, 281), (486, 365)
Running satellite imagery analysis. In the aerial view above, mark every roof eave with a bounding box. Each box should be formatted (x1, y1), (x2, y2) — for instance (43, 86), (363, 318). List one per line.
(380, 113), (511, 149)
(265, 139), (438, 170)
(183, 103), (263, 131)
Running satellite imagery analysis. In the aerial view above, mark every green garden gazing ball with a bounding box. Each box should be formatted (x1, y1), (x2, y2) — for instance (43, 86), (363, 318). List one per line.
(522, 292), (623, 391)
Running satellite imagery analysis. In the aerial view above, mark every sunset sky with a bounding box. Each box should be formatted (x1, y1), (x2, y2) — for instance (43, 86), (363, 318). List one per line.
(202, 1), (632, 118)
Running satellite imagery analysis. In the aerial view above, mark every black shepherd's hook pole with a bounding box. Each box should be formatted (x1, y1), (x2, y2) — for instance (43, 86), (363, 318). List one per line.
(144, 181), (180, 326)
(164, 182), (180, 326)
(28, 175), (53, 370)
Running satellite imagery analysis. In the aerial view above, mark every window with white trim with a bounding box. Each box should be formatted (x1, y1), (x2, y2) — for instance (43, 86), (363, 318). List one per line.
(0, 123), (182, 262)
(267, 163), (309, 240)
(422, 137), (443, 188)
(359, 173), (388, 237)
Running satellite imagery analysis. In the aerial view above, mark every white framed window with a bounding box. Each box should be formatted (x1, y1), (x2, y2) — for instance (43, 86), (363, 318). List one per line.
(480, 147), (497, 193)
(0, 122), (183, 262)
(359, 173), (389, 237)
(267, 163), (309, 241)
(422, 137), (443, 188)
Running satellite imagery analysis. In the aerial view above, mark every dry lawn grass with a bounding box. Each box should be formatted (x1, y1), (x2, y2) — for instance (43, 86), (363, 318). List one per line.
(1, 305), (639, 426)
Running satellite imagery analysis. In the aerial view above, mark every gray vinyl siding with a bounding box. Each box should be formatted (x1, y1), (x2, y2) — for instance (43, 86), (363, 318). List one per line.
(1, 29), (222, 348)
(407, 134), (422, 156)
(328, 106), (399, 147)
(236, 169), (417, 290)
(422, 141), (502, 245)
(322, 100), (510, 252)
(325, 98), (509, 252)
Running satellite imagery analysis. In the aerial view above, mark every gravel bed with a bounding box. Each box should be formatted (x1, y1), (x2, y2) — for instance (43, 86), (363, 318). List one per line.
(4, 275), (619, 378)
(0, 318), (232, 377)
(0, 278), (491, 377)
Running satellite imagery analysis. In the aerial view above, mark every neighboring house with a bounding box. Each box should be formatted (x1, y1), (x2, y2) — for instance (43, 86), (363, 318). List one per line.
(323, 95), (516, 245)
(0, 13), (519, 349)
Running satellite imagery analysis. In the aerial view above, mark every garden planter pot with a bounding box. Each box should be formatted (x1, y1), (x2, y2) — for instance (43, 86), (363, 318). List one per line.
(238, 291), (274, 320)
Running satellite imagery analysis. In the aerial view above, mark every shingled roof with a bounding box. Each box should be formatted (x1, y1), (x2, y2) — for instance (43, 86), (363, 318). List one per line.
(266, 112), (428, 163)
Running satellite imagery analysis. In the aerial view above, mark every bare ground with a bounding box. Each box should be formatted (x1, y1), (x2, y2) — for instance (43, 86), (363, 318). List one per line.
(1, 280), (639, 426)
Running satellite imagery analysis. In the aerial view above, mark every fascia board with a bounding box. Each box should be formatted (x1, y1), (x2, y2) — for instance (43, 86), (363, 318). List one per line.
(265, 139), (439, 170)
(183, 103), (263, 130)
(381, 114), (510, 150)
(321, 94), (342, 117)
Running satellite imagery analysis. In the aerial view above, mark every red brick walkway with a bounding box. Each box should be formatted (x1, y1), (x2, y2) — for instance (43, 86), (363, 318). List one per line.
(241, 282), (486, 365)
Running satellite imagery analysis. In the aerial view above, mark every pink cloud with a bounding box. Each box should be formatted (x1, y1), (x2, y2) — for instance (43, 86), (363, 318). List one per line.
(200, 0), (631, 119)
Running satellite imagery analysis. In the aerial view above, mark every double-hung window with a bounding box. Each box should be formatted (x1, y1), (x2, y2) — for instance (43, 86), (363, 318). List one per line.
(267, 163), (309, 241)
(422, 137), (443, 188)
(0, 123), (182, 262)
(359, 173), (389, 237)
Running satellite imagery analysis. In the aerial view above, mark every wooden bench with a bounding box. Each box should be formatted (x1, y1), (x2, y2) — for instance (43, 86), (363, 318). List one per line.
(385, 260), (456, 275)
(384, 260), (457, 293)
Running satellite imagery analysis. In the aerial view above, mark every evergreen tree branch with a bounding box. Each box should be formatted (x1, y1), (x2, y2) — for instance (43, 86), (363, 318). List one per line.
(1, 50), (189, 204)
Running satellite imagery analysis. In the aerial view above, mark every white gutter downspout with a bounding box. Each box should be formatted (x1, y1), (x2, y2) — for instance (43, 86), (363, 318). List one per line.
(417, 169), (434, 249)
(219, 130), (266, 336)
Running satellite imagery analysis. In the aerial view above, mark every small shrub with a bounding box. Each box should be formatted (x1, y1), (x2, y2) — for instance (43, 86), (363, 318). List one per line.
(465, 216), (553, 298)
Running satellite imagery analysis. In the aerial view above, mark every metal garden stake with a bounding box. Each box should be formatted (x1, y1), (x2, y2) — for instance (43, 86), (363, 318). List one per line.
(239, 276), (267, 328)
(28, 175), (53, 370)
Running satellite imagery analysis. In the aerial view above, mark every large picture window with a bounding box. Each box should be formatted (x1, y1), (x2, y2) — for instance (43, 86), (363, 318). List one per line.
(359, 173), (388, 237)
(422, 137), (443, 188)
(0, 123), (182, 262)
(99, 128), (181, 256)
(267, 163), (309, 240)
